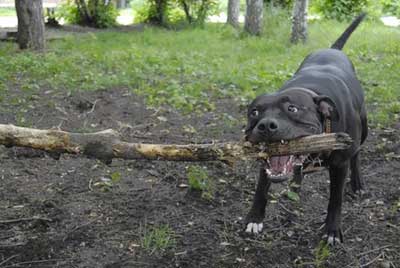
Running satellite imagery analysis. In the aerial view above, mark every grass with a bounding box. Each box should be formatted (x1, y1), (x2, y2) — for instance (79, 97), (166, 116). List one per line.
(141, 225), (176, 253)
(187, 165), (215, 200)
(313, 241), (331, 268)
(0, 7), (16, 16)
(0, 8), (399, 125)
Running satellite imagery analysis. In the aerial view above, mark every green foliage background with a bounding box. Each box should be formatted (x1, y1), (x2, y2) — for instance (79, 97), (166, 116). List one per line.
(57, 0), (118, 28)
(0, 7), (399, 126)
(311, 0), (369, 21)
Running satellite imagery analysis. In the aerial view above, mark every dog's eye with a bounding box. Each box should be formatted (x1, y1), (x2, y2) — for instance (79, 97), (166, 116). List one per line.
(250, 109), (259, 117)
(288, 105), (298, 113)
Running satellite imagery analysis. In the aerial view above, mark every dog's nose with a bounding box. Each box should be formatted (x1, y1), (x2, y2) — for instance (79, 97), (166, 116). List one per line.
(257, 118), (279, 133)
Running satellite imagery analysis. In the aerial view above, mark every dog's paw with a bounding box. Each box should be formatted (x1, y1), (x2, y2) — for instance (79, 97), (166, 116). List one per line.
(323, 229), (343, 246)
(327, 235), (341, 246)
(245, 222), (263, 234)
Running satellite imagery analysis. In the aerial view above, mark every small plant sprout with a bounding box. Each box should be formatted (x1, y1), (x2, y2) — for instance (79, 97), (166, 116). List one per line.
(141, 225), (176, 254)
(187, 165), (215, 200)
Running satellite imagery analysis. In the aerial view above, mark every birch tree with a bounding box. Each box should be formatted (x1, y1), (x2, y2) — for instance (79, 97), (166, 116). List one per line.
(244, 0), (263, 35)
(290, 0), (308, 43)
(227, 0), (240, 27)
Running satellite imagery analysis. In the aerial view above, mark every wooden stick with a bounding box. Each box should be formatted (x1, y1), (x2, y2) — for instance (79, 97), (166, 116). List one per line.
(0, 124), (353, 163)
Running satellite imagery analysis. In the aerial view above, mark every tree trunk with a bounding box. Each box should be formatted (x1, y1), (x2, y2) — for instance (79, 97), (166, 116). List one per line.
(290, 0), (308, 43)
(15, 0), (45, 50)
(116, 0), (127, 8)
(227, 0), (240, 28)
(244, 0), (263, 35)
(0, 124), (353, 165)
(180, 0), (193, 24)
(155, 0), (167, 25)
(75, 0), (92, 25)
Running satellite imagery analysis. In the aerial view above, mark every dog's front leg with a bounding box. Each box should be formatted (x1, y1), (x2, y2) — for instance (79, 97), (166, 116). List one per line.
(325, 161), (349, 245)
(245, 167), (271, 234)
(290, 165), (304, 193)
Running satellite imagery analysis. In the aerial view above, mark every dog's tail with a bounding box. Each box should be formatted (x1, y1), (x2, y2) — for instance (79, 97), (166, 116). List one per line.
(331, 13), (366, 50)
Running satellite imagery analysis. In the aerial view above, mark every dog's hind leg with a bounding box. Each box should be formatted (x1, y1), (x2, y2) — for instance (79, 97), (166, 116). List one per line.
(350, 108), (367, 195)
(350, 150), (366, 194)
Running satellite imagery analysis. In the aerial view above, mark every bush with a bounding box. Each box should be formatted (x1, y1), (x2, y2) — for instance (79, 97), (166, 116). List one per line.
(131, 0), (217, 26)
(131, 0), (186, 24)
(57, 1), (80, 24)
(311, 0), (369, 21)
(57, 0), (118, 28)
(176, 0), (218, 26)
(381, 0), (400, 16)
(264, 0), (293, 9)
(93, 3), (119, 28)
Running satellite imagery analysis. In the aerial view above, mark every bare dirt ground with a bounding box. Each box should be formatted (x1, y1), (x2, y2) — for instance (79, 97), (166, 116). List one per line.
(0, 85), (399, 268)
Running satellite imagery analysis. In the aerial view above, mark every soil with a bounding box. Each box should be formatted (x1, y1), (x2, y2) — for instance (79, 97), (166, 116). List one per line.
(0, 26), (399, 267)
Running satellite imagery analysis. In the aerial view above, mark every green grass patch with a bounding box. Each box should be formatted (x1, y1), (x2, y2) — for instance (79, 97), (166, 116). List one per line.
(141, 225), (176, 254)
(0, 8), (399, 125)
(313, 240), (331, 268)
(0, 7), (16, 16)
(187, 165), (215, 200)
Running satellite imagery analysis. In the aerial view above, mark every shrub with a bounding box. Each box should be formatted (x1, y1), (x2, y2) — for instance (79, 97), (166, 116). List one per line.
(57, 0), (118, 28)
(311, 0), (369, 21)
(132, 0), (217, 26)
(131, 0), (186, 24)
(176, 0), (218, 26)
(381, 0), (400, 16)
(264, 0), (293, 9)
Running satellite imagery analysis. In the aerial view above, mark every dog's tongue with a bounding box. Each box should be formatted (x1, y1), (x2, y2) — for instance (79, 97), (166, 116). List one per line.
(269, 156), (291, 174)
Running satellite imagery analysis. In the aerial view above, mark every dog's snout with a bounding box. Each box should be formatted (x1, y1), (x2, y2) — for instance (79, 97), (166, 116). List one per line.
(257, 118), (279, 133)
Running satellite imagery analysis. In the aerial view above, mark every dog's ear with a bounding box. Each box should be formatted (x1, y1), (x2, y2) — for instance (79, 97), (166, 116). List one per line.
(313, 95), (339, 121)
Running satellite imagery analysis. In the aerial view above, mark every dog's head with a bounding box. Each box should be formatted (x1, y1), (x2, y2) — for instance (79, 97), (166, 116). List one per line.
(245, 89), (338, 181)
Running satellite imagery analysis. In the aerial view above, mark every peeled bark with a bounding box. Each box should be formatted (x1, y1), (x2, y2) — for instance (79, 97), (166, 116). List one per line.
(244, 0), (263, 35)
(0, 124), (353, 164)
(15, 0), (45, 50)
(290, 0), (308, 43)
(227, 0), (240, 28)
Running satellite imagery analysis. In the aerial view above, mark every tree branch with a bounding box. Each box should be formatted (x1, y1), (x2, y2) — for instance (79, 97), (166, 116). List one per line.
(0, 124), (353, 163)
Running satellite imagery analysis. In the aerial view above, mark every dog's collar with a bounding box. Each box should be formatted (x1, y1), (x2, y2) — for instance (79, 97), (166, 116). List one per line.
(280, 87), (331, 133)
(324, 118), (331, 133)
(280, 87), (319, 97)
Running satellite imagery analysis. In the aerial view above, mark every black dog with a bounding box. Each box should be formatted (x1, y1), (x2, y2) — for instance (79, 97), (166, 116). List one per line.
(244, 14), (368, 245)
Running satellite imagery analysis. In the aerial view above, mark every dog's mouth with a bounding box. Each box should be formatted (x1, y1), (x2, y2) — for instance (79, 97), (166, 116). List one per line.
(265, 155), (307, 183)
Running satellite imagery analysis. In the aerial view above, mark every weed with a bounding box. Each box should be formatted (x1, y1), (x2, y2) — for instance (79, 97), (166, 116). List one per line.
(93, 171), (122, 192)
(141, 225), (176, 253)
(187, 165), (215, 200)
(389, 197), (400, 216)
(286, 190), (300, 202)
(314, 240), (330, 268)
